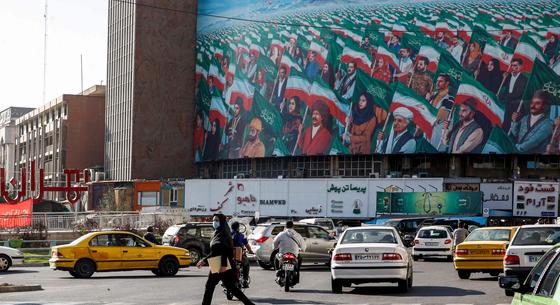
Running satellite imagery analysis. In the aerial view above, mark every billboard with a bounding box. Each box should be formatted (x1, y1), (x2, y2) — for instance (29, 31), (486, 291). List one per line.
(481, 183), (513, 211)
(376, 191), (482, 216)
(185, 178), (443, 218)
(195, 0), (560, 161)
(513, 181), (559, 217)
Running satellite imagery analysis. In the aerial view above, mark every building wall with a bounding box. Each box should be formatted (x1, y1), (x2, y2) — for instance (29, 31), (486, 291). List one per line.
(105, 0), (136, 180)
(130, 0), (196, 180)
(65, 94), (106, 169)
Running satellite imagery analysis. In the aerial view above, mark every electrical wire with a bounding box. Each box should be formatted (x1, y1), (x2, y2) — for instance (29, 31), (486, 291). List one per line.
(111, 0), (560, 34)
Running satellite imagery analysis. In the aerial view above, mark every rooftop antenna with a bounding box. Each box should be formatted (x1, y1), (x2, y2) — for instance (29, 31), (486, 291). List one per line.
(42, 0), (48, 104)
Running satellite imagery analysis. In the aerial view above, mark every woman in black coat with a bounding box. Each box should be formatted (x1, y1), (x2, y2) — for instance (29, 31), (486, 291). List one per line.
(198, 214), (255, 305)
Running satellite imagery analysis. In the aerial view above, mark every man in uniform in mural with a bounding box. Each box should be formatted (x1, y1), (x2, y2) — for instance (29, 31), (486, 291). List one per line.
(225, 98), (247, 159)
(441, 99), (484, 154)
(428, 74), (455, 148)
(409, 56), (433, 99)
(511, 90), (554, 154)
(240, 118), (266, 158)
(376, 107), (417, 154)
(335, 61), (357, 100)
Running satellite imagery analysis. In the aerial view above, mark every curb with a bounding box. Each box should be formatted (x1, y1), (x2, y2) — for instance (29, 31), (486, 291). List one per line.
(0, 285), (43, 293)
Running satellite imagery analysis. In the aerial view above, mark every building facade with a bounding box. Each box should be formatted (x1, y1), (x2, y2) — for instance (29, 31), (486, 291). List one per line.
(0, 107), (34, 180)
(104, 0), (197, 181)
(14, 85), (106, 201)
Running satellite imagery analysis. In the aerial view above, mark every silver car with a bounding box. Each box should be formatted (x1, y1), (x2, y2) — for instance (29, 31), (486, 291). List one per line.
(248, 222), (337, 269)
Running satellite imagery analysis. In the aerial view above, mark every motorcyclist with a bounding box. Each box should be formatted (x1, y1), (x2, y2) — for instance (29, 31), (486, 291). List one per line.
(273, 221), (306, 283)
(231, 221), (254, 288)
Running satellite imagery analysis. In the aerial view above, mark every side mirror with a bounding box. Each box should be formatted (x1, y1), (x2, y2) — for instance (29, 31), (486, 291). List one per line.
(499, 275), (524, 292)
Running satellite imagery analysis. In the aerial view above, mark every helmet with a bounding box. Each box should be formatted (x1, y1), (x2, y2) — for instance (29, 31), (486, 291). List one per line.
(249, 118), (263, 132)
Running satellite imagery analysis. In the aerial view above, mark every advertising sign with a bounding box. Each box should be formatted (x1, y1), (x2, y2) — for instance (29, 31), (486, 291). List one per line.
(0, 198), (33, 229)
(259, 180), (288, 217)
(513, 181), (559, 217)
(326, 179), (368, 218)
(288, 179), (327, 217)
(376, 192), (482, 216)
(445, 183), (480, 192)
(481, 183), (513, 211)
(195, 1), (560, 162)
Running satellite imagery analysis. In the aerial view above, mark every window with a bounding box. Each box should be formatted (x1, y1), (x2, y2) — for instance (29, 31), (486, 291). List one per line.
(464, 229), (511, 242)
(139, 191), (158, 206)
(179, 228), (197, 239)
(341, 229), (397, 244)
(526, 250), (558, 292)
(200, 227), (214, 238)
(170, 188), (178, 203)
(418, 229), (448, 239)
(270, 226), (285, 236)
(89, 235), (110, 247)
(536, 254), (560, 297)
(513, 228), (560, 246)
(309, 226), (330, 239)
(293, 225), (309, 238)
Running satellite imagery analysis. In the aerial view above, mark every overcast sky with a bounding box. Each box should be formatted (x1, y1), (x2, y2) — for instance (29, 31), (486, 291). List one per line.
(0, 0), (107, 112)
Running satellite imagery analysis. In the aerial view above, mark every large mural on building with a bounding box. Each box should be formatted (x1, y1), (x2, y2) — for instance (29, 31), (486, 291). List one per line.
(195, 0), (560, 161)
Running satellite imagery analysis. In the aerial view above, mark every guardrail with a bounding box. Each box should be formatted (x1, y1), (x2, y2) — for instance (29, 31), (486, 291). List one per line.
(1, 239), (75, 260)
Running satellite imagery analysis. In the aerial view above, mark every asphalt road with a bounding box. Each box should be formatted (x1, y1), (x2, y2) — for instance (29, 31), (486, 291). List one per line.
(1, 259), (512, 305)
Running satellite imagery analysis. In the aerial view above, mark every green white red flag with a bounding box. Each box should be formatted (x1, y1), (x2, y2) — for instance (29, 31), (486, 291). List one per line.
(390, 83), (438, 139)
(456, 73), (505, 127)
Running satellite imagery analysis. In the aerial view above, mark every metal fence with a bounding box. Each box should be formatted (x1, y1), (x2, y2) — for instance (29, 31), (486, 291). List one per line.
(1, 210), (188, 232)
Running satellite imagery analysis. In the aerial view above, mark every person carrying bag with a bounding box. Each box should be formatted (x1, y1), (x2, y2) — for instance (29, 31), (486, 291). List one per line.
(197, 214), (256, 305)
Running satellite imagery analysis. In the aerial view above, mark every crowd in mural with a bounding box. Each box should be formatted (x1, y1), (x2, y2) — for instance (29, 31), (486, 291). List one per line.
(194, 0), (560, 161)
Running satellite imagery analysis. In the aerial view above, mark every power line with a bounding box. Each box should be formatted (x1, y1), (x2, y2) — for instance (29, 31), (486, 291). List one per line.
(111, 0), (560, 34)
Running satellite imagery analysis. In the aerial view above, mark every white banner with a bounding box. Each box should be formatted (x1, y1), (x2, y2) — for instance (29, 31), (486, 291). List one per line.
(326, 179), (369, 218)
(234, 180), (260, 217)
(259, 180), (288, 217)
(481, 183), (513, 211)
(288, 179), (327, 217)
(513, 181), (559, 218)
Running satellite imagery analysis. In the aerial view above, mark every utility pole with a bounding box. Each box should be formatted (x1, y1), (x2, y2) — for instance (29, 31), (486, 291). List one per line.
(80, 54), (84, 94)
(42, 0), (48, 104)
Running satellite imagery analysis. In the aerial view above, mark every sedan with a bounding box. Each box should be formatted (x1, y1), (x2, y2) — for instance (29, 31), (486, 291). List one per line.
(49, 231), (192, 278)
(0, 246), (24, 272)
(330, 226), (413, 293)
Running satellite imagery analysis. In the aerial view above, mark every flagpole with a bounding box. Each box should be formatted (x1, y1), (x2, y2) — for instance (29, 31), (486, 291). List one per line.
(408, 69), (416, 88)
(376, 114), (392, 151)
(507, 99), (525, 136)
(370, 58), (378, 77)
(496, 64), (512, 96)
(293, 105), (309, 155)
(269, 70), (280, 105)
(344, 101), (354, 137)
(437, 104), (455, 151)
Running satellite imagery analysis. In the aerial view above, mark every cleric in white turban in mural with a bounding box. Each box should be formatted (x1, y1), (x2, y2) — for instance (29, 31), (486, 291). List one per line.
(376, 107), (416, 154)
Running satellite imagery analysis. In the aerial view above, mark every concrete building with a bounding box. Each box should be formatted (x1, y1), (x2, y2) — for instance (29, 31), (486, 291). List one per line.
(0, 107), (34, 180)
(104, 0), (197, 180)
(14, 85), (106, 201)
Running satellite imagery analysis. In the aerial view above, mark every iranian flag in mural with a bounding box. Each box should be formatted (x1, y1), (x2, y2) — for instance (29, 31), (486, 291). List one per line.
(332, 28), (362, 43)
(417, 45), (441, 73)
(341, 42), (372, 73)
(415, 18), (435, 36)
(209, 95), (229, 128)
(208, 59), (225, 92)
(280, 53), (302, 75)
(436, 21), (455, 38)
(309, 41), (328, 66)
(225, 74), (254, 111)
(376, 45), (401, 72)
(456, 73), (505, 127)
(309, 80), (350, 124)
(481, 39), (513, 71)
(390, 84), (438, 139)
(513, 35), (546, 74)
(285, 70), (312, 104)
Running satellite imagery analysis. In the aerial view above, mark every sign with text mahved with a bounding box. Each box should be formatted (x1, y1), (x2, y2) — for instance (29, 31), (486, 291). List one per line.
(376, 192), (482, 216)
(513, 181), (559, 217)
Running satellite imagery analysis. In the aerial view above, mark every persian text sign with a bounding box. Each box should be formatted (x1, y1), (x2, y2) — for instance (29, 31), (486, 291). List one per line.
(513, 181), (559, 217)
(0, 198), (33, 229)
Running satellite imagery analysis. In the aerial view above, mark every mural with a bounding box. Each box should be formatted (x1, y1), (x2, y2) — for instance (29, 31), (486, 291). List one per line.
(195, 0), (560, 161)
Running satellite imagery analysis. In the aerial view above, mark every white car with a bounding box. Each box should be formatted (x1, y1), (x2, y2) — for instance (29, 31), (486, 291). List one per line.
(330, 226), (413, 293)
(0, 246), (24, 272)
(412, 226), (453, 261)
(504, 224), (560, 286)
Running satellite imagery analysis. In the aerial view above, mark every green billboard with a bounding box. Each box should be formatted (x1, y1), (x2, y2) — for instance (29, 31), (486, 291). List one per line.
(376, 192), (482, 216)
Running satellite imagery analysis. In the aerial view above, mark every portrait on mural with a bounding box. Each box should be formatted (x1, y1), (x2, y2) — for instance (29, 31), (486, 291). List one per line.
(194, 0), (560, 161)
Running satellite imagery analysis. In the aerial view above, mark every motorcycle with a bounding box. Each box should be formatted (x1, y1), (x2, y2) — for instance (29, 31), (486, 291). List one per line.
(275, 252), (299, 292)
(223, 258), (249, 300)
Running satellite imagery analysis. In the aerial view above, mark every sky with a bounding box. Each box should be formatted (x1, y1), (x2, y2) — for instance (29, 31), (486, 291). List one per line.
(0, 0), (108, 112)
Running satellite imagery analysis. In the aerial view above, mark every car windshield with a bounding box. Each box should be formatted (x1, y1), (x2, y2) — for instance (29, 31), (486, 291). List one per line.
(418, 229), (448, 239)
(384, 220), (399, 227)
(465, 229), (511, 242)
(513, 227), (560, 246)
(70, 234), (93, 246)
(341, 229), (397, 244)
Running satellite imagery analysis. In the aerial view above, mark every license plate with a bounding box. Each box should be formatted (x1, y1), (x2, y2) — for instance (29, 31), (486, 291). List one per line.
(529, 255), (541, 263)
(282, 264), (294, 271)
(425, 242), (439, 246)
(469, 250), (489, 255)
(354, 254), (379, 260)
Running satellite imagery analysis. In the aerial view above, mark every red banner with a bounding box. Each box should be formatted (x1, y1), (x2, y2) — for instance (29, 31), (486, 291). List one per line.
(0, 198), (33, 229)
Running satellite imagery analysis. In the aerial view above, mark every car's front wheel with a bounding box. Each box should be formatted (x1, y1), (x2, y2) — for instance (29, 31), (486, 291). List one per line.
(158, 257), (179, 276)
(331, 276), (342, 294)
(73, 259), (96, 278)
(187, 248), (202, 265)
(0, 255), (11, 272)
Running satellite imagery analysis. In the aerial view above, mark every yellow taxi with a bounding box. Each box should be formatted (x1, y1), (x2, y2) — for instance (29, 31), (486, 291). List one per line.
(49, 231), (192, 278)
(453, 226), (518, 279)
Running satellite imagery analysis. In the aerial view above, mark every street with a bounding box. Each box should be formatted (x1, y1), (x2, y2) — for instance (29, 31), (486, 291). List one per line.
(1, 259), (512, 305)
